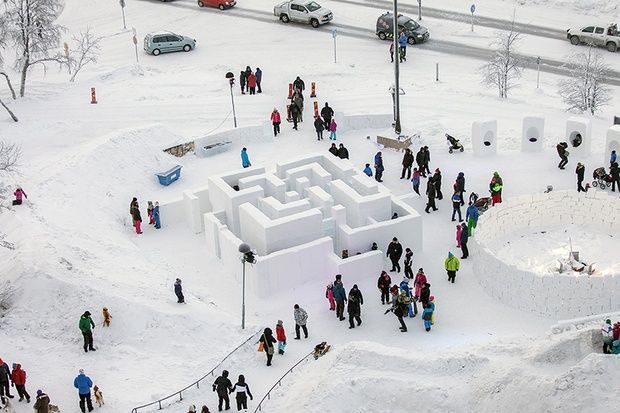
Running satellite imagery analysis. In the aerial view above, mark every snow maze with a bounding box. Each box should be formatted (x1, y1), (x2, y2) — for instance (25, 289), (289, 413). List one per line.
(472, 190), (620, 319)
(160, 153), (422, 297)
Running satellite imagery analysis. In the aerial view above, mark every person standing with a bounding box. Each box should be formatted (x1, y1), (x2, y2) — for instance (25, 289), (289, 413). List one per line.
(276, 320), (287, 355)
(147, 201), (155, 225)
(490, 172), (503, 205)
(33, 390), (50, 413)
(325, 283), (335, 311)
(425, 177), (438, 213)
(333, 274), (346, 321)
(399, 278), (416, 318)
(240, 148), (251, 168)
(363, 163), (373, 177)
(79, 311), (96, 353)
(420, 282), (431, 308)
(74, 369), (94, 413)
(403, 248), (413, 279)
(12, 186), (27, 206)
(239, 71), (246, 95)
(422, 296), (435, 332)
(455, 172), (466, 205)
(432, 168), (442, 200)
(212, 370), (233, 412)
(231, 375), (253, 412)
(247, 72), (257, 95)
(329, 143), (338, 157)
(411, 168), (421, 195)
(451, 192), (463, 222)
(423, 146), (432, 176)
(389, 289), (409, 332)
(255, 67), (262, 93)
(313, 116), (324, 140)
(271, 108), (281, 137)
(244, 66), (252, 93)
(321, 102), (334, 130)
(377, 271), (391, 305)
(413, 268), (427, 298)
(347, 285), (363, 329)
(130, 201), (143, 235)
(374, 152), (385, 182)
(328, 119), (338, 140)
(386, 237), (403, 272)
(293, 304), (308, 339)
(611, 162), (620, 192)
(11, 363), (30, 403)
(337, 143), (348, 159)
(0, 358), (14, 402)
(389, 42), (394, 63)
(444, 252), (460, 283)
(293, 76), (305, 93)
(556, 142), (569, 169)
(602, 319), (613, 354)
(290, 102), (300, 130)
(460, 222), (469, 259)
(575, 163), (586, 192)
(400, 148), (414, 180)
(415, 148), (426, 177)
(398, 32), (407, 62)
(259, 328), (276, 366)
(174, 278), (185, 303)
(465, 202), (479, 236)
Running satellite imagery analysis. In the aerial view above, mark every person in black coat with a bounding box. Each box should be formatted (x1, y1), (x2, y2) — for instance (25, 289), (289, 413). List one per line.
(556, 142), (569, 169)
(422, 146), (431, 175)
(460, 222), (469, 258)
(259, 328), (277, 366)
(293, 76), (305, 93)
(400, 148), (414, 180)
(403, 248), (413, 279)
(321, 103), (334, 130)
(425, 177), (438, 213)
(415, 148), (426, 177)
(231, 375), (253, 411)
(314, 116), (324, 140)
(255, 67), (262, 93)
(386, 237), (403, 272)
(420, 283), (431, 307)
(337, 144), (349, 159)
(329, 143), (338, 157)
(347, 285), (364, 328)
(611, 162), (620, 192)
(455, 172), (466, 205)
(212, 370), (233, 411)
(377, 271), (392, 305)
(290, 102), (300, 130)
(575, 163), (585, 192)
(239, 70), (246, 95)
(0, 359), (14, 402)
(432, 168), (443, 200)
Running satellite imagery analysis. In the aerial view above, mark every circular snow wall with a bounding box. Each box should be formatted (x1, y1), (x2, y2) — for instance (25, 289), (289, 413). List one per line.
(472, 190), (620, 319)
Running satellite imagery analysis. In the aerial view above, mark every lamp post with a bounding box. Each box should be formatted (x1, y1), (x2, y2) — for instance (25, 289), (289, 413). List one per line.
(238, 243), (255, 330)
(393, 0), (402, 135)
(225, 72), (238, 128)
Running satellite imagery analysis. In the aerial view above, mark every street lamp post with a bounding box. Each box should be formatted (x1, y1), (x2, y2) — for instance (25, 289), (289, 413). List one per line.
(238, 243), (255, 330)
(393, 0), (402, 135)
(225, 72), (238, 128)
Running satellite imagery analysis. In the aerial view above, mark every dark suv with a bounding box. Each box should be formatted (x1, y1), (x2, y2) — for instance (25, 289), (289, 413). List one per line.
(376, 12), (429, 45)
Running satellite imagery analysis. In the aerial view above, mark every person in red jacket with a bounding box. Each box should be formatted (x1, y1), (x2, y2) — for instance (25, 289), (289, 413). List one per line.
(270, 108), (281, 137)
(613, 321), (620, 341)
(11, 363), (30, 403)
(247, 72), (257, 95)
(275, 320), (286, 355)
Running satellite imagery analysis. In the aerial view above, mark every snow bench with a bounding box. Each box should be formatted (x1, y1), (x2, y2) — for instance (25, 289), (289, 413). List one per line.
(156, 165), (182, 186)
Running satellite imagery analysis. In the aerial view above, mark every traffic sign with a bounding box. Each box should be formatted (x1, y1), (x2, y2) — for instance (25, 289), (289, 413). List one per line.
(120, 0), (125, 8)
(332, 29), (338, 38)
(470, 4), (476, 13)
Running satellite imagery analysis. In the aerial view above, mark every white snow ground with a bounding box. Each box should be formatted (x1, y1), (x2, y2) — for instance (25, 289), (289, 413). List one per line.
(1, 0), (620, 412)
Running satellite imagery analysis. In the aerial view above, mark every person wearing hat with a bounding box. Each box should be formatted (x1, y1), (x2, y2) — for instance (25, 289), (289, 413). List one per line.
(74, 369), (94, 413)
(174, 278), (185, 303)
(187, 405), (197, 413)
(444, 252), (460, 284)
(275, 320), (286, 355)
(212, 370), (233, 411)
(79, 311), (96, 353)
(602, 319), (613, 353)
(33, 390), (50, 413)
(10, 363), (30, 402)
(422, 296), (435, 332)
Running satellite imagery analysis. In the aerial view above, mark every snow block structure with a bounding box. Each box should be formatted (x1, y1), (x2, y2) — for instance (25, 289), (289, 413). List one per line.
(161, 153), (422, 297)
(565, 117), (592, 158)
(521, 116), (544, 152)
(604, 125), (620, 163)
(472, 190), (620, 319)
(471, 120), (497, 157)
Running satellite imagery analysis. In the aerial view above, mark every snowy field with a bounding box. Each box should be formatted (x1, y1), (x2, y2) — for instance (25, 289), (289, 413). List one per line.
(1, 0), (620, 413)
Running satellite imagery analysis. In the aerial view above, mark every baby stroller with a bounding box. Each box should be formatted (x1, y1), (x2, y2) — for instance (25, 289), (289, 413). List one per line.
(592, 167), (612, 189)
(446, 133), (464, 153)
(469, 192), (491, 215)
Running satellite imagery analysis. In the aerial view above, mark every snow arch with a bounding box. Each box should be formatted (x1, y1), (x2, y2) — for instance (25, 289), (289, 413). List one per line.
(521, 116), (544, 152)
(565, 117), (592, 158)
(472, 120), (497, 157)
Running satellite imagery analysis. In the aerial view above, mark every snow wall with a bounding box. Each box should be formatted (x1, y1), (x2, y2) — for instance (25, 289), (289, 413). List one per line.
(472, 190), (620, 319)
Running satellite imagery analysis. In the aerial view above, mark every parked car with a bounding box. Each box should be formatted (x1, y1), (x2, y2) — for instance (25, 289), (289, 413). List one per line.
(144, 32), (196, 56)
(376, 12), (429, 45)
(566, 23), (619, 52)
(274, 0), (333, 28)
(198, 0), (236, 9)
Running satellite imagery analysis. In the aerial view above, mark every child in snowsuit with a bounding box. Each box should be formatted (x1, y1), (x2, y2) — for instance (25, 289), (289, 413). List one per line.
(275, 320), (286, 355)
(147, 201), (155, 225)
(423, 296), (435, 331)
(102, 307), (112, 327)
(13, 187), (27, 206)
(328, 119), (337, 140)
(363, 164), (373, 177)
(456, 224), (463, 248)
(411, 168), (421, 195)
(325, 283), (335, 311)
(153, 201), (161, 229)
(241, 148), (251, 168)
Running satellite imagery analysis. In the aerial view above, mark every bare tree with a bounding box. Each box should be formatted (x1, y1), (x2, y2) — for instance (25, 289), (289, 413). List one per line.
(5, 0), (64, 97)
(0, 13), (17, 100)
(480, 26), (523, 99)
(67, 27), (102, 82)
(0, 141), (21, 171)
(558, 46), (611, 115)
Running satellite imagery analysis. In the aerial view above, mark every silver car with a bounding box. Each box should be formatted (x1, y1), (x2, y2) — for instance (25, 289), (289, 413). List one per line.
(144, 32), (196, 56)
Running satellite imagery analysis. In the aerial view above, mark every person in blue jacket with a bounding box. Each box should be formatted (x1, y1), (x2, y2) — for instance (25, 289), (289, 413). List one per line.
(241, 148), (251, 168)
(422, 296), (435, 332)
(398, 32), (408, 62)
(332, 274), (347, 321)
(399, 278), (416, 317)
(74, 369), (93, 413)
(465, 202), (479, 236)
(363, 163), (373, 177)
(374, 152), (384, 182)
(153, 201), (161, 229)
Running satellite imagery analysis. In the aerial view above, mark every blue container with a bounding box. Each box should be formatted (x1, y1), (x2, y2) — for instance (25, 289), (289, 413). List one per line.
(156, 165), (182, 186)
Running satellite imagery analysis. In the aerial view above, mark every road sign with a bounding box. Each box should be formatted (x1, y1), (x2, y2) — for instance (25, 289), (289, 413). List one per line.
(120, 0), (125, 8)
(332, 29), (337, 38)
(132, 36), (137, 45)
(536, 56), (541, 65)
(470, 4), (475, 13)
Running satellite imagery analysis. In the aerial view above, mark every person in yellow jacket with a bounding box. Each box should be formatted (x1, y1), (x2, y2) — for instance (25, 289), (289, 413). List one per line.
(444, 252), (460, 284)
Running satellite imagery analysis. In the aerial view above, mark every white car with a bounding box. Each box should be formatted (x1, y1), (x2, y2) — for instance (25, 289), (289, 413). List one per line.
(566, 24), (619, 52)
(274, 0), (333, 28)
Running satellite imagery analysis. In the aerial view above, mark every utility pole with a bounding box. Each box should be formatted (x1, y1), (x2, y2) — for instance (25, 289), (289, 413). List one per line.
(119, 0), (127, 30)
(417, 0), (422, 20)
(226, 72), (238, 128)
(393, 0), (401, 135)
(536, 56), (541, 89)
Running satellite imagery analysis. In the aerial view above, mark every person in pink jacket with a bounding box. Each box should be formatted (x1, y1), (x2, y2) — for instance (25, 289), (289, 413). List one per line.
(325, 283), (335, 311)
(328, 119), (337, 140)
(414, 268), (427, 298)
(13, 186), (27, 205)
(456, 224), (463, 248)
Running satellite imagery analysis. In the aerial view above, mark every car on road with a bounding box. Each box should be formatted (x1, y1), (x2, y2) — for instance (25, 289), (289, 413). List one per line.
(376, 12), (429, 45)
(566, 23), (619, 52)
(274, 0), (333, 28)
(144, 32), (196, 56)
(197, 0), (236, 9)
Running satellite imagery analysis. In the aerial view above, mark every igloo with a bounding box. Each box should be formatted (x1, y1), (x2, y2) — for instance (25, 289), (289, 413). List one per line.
(565, 117), (592, 158)
(604, 125), (620, 164)
(521, 116), (544, 152)
(472, 120), (497, 157)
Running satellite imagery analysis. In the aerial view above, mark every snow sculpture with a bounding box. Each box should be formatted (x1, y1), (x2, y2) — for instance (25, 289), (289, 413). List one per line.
(565, 117), (592, 158)
(471, 120), (497, 157)
(521, 116), (544, 152)
(604, 125), (620, 164)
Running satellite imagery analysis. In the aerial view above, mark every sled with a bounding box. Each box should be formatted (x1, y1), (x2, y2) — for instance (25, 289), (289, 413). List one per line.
(313, 341), (331, 360)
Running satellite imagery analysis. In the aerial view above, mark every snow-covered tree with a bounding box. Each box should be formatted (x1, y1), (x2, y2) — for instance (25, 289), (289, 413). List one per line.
(0, 141), (21, 171)
(480, 26), (523, 99)
(4, 0), (64, 97)
(558, 46), (611, 115)
(67, 27), (102, 82)
(0, 14), (18, 121)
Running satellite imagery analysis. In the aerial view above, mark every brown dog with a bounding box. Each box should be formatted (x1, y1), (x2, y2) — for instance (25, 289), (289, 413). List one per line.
(102, 307), (112, 327)
(93, 385), (104, 407)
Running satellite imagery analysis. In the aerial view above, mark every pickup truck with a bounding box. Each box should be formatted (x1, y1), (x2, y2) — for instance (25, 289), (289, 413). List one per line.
(566, 24), (619, 52)
(274, 0), (333, 28)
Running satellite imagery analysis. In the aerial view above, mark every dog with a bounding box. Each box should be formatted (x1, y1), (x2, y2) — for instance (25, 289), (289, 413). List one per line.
(1, 399), (16, 413)
(93, 385), (104, 407)
(102, 307), (112, 327)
